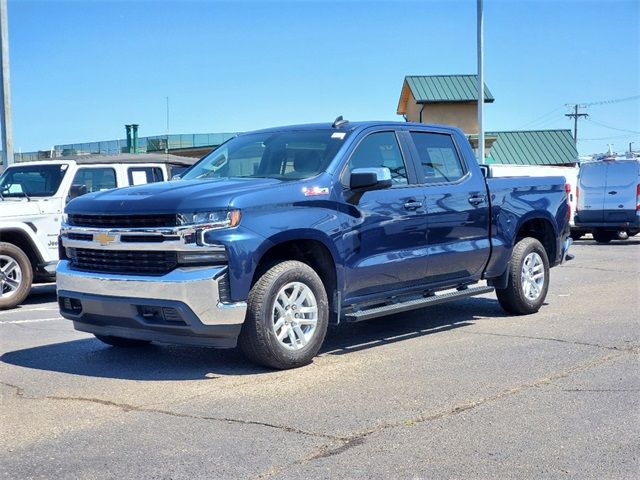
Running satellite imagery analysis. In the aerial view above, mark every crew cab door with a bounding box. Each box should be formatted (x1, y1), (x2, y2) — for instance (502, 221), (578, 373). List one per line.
(339, 130), (428, 300)
(407, 130), (491, 284)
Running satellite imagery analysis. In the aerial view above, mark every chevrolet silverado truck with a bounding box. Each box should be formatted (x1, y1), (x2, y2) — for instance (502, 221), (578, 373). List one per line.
(57, 120), (573, 369)
(0, 154), (195, 309)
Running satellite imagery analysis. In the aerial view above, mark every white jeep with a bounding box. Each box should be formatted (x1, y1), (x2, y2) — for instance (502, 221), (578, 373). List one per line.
(0, 154), (195, 309)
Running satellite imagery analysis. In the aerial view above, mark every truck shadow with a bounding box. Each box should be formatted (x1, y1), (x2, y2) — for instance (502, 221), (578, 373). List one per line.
(1, 297), (505, 381)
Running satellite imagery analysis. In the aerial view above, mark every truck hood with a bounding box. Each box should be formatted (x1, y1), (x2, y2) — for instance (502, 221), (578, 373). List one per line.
(0, 199), (42, 218)
(66, 178), (284, 214)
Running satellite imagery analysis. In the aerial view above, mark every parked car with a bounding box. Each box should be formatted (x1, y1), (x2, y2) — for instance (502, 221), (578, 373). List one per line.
(574, 158), (640, 243)
(0, 154), (195, 309)
(57, 120), (572, 369)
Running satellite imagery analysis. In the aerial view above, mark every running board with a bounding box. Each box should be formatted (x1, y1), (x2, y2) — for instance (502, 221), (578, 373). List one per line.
(345, 286), (495, 322)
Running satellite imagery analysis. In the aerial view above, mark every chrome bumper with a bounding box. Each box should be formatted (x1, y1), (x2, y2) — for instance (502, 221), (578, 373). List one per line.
(56, 260), (247, 326)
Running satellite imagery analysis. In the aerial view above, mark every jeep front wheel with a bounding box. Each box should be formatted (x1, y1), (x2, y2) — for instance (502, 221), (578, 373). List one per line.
(239, 260), (329, 369)
(0, 242), (33, 310)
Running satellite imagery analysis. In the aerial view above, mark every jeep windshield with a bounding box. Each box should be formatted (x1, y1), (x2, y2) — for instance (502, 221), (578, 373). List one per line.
(0, 164), (69, 198)
(181, 130), (349, 181)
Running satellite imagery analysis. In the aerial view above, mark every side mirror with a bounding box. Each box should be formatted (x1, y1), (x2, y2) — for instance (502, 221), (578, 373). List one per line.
(349, 167), (393, 191)
(67, 184), (87, 202)
(171, 174), (182, 181)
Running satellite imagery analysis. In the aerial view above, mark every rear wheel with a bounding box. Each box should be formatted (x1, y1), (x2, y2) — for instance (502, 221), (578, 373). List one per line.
(496, 237), (550, 315)
(0, 242), (33, 310)
(592, 229), (615, 244)
(239, 260), (329, 369)
(616, 230), (629, 240)
(94, 335), (151, 348)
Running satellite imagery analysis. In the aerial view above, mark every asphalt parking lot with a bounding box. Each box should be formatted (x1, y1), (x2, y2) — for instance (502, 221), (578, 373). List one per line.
(1, 239), (638, 479)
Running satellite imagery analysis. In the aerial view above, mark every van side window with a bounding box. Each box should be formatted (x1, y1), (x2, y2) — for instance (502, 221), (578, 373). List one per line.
(128, 167), (164, 185)
(410, 132), (465, 183)
(71, 168), (117, 193)
(348, 132), (408, 185)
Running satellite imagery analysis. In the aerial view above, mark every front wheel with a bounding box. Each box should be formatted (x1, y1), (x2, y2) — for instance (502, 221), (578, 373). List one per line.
(496, 237), (550, 315)
(0, 242), (33, 310)
(239, 260), (329, 369)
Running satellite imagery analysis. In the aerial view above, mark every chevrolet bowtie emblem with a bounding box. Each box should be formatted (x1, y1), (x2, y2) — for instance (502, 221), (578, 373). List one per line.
(94, 232), (116, 246)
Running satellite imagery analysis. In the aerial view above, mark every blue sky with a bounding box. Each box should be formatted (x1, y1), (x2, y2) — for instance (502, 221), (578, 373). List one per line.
(8, 0), (640, 155)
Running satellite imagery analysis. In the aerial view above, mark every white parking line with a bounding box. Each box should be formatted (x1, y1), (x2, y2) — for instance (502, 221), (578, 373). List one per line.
(0, 317), (63, 324)
(0, 306), (59, 315)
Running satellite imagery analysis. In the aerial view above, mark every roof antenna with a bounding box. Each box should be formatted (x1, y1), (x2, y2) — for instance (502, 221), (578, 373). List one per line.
(332, 115), (348, 128)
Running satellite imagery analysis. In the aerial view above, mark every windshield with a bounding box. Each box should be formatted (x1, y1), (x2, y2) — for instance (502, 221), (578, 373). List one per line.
(182, 130), (349, 181)
(0, 164), (69, 198)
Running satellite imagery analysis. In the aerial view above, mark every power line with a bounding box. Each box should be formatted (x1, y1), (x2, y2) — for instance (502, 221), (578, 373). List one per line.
(579, 134), (639, 141)
(585, 118), (640, 134)
(516, 105), (564, 129)
(583, 94), (640, 107)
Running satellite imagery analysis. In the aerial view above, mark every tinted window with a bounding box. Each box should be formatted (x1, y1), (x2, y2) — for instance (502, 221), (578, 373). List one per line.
(348, 132), (408, 185)
(0, 164), (69, 197)
(128, 167), (164, 185)
(72, 168), (117, 193)
(411, 132), (465, 183)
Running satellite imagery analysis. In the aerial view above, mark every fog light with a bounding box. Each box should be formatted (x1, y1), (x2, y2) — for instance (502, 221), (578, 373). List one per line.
(177, 250), (227, 265)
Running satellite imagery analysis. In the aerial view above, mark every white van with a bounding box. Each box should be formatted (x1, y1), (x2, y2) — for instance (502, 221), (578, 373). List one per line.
(574, 158), (640, 243)
(0, 154), (196, 308)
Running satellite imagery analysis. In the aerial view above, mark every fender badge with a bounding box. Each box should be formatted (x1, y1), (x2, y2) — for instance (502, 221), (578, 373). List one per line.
(302, 186), (329, 197)
(94, 232), (116, 246)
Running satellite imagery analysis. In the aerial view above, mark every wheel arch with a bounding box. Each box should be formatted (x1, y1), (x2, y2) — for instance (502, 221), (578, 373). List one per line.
(0, 226), (44, 274)
(514, 213), (558, 265)
(251, 232), (341, 320)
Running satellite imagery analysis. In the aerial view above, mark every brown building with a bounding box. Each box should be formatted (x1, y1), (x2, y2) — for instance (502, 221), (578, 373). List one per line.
(396, 75), (494, 133)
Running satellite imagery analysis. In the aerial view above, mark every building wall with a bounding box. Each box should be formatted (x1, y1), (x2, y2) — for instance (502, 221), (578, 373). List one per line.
(404, 93), (479, 133)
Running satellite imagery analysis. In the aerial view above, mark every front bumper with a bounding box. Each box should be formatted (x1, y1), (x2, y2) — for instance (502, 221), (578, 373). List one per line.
(56, 260), (247, 348)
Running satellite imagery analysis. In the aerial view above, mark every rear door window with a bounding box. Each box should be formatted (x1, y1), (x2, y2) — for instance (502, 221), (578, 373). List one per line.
(128, 167), (164, 185)
(410, 132), (466, 184)
(72, 167), (117, 193)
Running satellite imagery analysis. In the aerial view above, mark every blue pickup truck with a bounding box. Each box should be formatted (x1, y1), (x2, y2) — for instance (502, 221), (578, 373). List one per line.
(57, 120), (572, 369)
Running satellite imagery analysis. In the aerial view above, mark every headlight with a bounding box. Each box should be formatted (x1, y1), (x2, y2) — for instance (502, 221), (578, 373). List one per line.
(177, 210), (241, 229)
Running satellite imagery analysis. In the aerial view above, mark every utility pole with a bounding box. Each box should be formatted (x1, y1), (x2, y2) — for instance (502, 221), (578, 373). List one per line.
(565, 104), (588, 145)
(477, 0), (485, 164)
(0, 0), (13, 168)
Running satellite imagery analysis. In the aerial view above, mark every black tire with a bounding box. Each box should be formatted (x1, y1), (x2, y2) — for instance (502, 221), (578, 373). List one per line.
(496, 237), (550, 315)
(238, 260), (329, 369)
(0, 242), (33, 310)
(616, 231), (629, 240)
(570, 231), (584, 241)
(94, 335), (151, 348)
(592, 229), (615, 244)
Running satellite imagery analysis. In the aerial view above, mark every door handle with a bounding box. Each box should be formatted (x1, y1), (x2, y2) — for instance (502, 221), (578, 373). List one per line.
(468, 195), (486, 205)
(608, 191), (617, 195)
(403, 200), (423, 210)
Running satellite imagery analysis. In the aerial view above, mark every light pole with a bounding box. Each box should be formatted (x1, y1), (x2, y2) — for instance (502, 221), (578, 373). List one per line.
(477, 0), (484, 164)
(0, 0), (13, 168)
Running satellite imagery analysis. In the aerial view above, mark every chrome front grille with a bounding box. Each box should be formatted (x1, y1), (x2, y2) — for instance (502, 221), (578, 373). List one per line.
(67, 248), (178, 276)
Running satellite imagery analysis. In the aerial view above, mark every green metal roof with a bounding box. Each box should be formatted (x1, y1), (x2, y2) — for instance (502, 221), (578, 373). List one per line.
(487, 130), (578, 166)
(406, 75), (494, 103)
